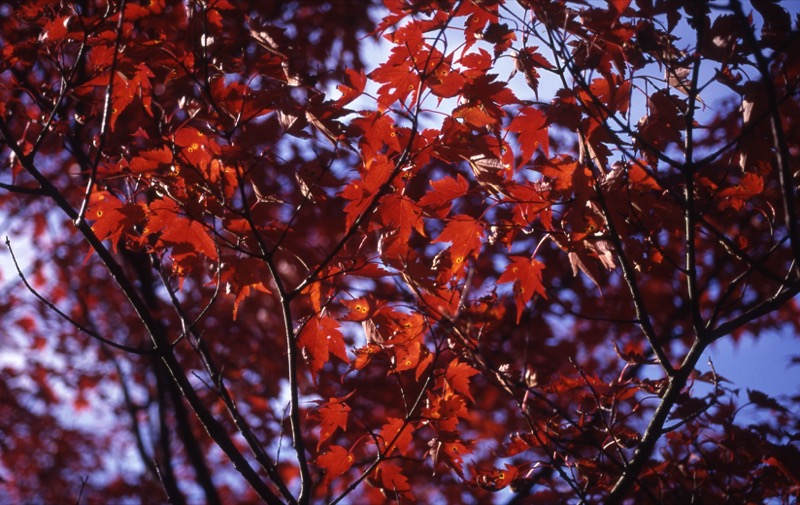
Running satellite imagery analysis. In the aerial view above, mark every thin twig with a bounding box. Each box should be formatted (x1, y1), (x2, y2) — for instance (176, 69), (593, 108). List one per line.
(73, 476), (89, 505)
(5, 236), (155, 355)
(0, 117), (284, 505)
(730, 0), (800, 269)
(75, 0), (127, 225)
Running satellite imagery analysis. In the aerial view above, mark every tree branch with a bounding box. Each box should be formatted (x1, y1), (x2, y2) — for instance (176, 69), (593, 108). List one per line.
(731, 0), (800, 268)
(0, 117), (285, 505)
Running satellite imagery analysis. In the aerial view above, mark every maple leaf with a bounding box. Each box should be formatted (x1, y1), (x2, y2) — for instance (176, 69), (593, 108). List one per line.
(297, 315), (348, 379)
(763, 443), (800, 486)
(370, 24), (424, 110)
(610, 0), (632, 15)
(377, 194), (425, 252)
(109, 72), (134, 132)
(508, 106), (549, 166)
(350, 111), (401, 159)
(418, 174), (470, 218)
(334, 67), (366, 107)
(379, 417), (414, 456)
(219, 256), (272, 320)
(341, 297), (373, 322)
(393, 340), (423, 373)
(342, 155), (395, 230)
(374, 461), (412, 495)
(350, 343), (383, 372)
(536, 154), (591, 198)
(432, 215), (484, 275)
(429, 432), (471, 478)
(375, 308), (425, 345)
(514, 47), (554, 98)
(473, 464), (519, 492)
(454, 101), (498, 128)
(80, 70), (141, 131)
(445, 361), (479, 402)
(483, 22), (516, 56)
(316, 445), (353, 485)
(174, 126), (220, 171)
(314, 396), (352, 450)
(461, 73), (519, 120)
(11, 1), (800, 502)
(128, 146), (172, 174)
(718, 173), (763, 211)
(424, 393), (470, 432)
(462, 48), (494, 75)
(464, 154), (509, 197)
(145, 199), (218, 262)
(497, 256), (547, 324)
(428, 60), (466, 98)
(87, 191), (145, 251)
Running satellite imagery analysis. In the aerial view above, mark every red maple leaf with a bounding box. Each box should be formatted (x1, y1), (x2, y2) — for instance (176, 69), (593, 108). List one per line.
(497, 256), (547, 323)
(508, 106), (549, 166)
(379, 417), (414, 456)
(297, 315), (348, 379)
(145, 199), (218, 262)
(334, 67), (366, 107)
(316, 445), (353, 485)
(374, 461), (412, 495)
(432, 215), (485, 275)
(315, 396), (352, 450)
(445, 361), (479, 402)
(377, 194), (425, 251)
(718, 172), (763, 211)
(351, 111), (401, 159)
(87, 191), (145, 251)
(128, 146), (172, 174)
(418, 174), (470, 218)
(342, 155), (395, 230)
(219, 256), (272, 320)
(341, 297), (373, 322)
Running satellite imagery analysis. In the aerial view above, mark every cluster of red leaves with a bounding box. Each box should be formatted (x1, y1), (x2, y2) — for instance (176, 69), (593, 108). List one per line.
(1, 0), (800, 504)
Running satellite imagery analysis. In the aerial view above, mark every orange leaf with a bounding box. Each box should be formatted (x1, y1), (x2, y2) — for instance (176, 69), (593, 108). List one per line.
(316, 445), (353, 485)
(432, 215), (484, 274)
(220, 256), (272, 320)
(418, 174), (469, 217)
(335, 67), (366, 107)
(315, 398), (351, 450)
(379, 417), (414, 456)
(445, 361), (479, 402)
(497, 256), (547, 323)
(87, 191), (146, 251)
(374, 461), (411, 495)
(297, 316), (348, 379)
(341, 297), (373, 322)
(508, 106), (549, 165)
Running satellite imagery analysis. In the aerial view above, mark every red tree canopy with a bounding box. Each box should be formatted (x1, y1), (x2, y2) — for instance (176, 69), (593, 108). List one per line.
(1, 0), (800, 503)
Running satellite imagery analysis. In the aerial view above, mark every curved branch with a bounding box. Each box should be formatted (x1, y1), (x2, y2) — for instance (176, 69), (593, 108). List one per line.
(5, 237), (156, 355)
(0, 118), (284, 505)
(731, 0), (800, 269)
(605, 338), (707, 504)
(75, 0), (127, 225)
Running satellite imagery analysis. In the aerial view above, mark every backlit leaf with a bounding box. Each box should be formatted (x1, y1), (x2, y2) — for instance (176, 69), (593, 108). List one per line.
(298, 315), (348, 379)
(497, 256), (547, 323)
